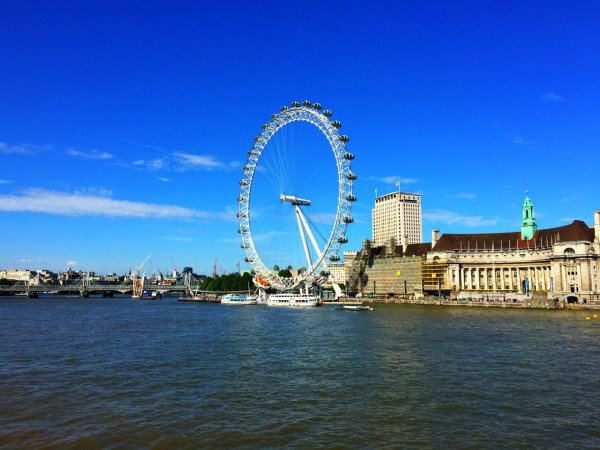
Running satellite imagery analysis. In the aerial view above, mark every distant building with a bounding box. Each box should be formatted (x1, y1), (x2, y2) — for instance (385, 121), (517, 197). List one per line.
(346, 194), (600, 300)
(372, 190), (422, 248)
(425, 196), (600, 298)
(328, 262), (345, 285)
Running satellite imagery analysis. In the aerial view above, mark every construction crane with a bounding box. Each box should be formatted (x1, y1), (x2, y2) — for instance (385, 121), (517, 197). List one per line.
(133, 254), (152, 277)
(213, 259), (225, 278)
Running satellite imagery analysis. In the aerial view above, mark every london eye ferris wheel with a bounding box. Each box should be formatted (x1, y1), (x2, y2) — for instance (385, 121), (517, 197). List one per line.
(237, 101), (356, 291)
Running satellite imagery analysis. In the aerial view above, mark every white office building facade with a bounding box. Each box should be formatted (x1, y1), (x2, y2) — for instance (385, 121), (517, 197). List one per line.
(372, 192), (422, 247)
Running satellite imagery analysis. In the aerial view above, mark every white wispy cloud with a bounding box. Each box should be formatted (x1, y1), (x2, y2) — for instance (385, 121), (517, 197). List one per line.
(374, 176), (418, 185)
(172, 152), (224, 169)
(131, 152), (237, 172)
(449, 192), (477, 200)
(67, 149), (114, 160)
(540, 92), (564, 103)
(508, 134), (533, 146)
(0, 142), (50, 154)
(423, 209), (497, 227)
(0, 188), (230, 220)
(0, 179), (11, 184)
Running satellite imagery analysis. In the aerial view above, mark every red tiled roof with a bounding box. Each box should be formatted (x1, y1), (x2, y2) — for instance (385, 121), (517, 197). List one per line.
(432, 220), (594, 251)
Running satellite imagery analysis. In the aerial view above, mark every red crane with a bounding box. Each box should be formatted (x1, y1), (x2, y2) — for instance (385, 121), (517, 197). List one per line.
(213, 259), (225, 278)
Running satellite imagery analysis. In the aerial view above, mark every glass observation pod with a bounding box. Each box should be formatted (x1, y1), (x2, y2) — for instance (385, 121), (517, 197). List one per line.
(238, 228), (249, 234)
(330, 255), (341, 262)
(344, 152), (354, 160)
(248, 149), (258, 155)
(343, 216), (354, 223)
(347, 172), (357, 180)
(271, 114), (277, 119)
(262, 123), (268, 129)
(291, 101), (300, 107)
(313, 103), (322, 110)
(240, 180), (249, 186)
(244, 257), (253, 263)
(331, 120), (342, 128)
(238, 196), (247, 202)
(338, 236), (348, 243)
(339, 135), (349, 143)
(302, 100), (311, 107)
(280, 106), (288, 111)
(323, 110), (333, 117)
(346, 194), (357, 202)
(236, 212), (246, 218)
(241, 243), (249, 248)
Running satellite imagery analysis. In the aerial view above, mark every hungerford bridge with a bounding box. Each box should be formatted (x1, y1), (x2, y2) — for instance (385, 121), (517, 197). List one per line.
(0, 273), (199, 298)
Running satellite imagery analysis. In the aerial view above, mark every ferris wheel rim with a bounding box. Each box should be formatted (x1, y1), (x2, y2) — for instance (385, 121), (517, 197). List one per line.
(238, 102), (355, 291)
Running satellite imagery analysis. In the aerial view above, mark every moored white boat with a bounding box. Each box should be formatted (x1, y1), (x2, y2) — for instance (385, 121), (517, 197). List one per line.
(221, 294), (258, 305)
(266, 293), (321, 307)
(335, 304), (373, 311)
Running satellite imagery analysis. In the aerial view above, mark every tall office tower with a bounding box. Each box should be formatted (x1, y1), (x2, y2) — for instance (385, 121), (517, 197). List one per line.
(372, 191), (422, 247)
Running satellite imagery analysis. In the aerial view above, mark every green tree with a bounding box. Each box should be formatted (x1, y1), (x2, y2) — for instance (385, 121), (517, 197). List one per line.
(278, 269), (292, 278)
(201, 277), (214, 290)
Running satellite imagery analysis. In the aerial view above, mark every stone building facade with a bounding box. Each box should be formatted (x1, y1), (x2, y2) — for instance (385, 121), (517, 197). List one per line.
(345, 240), (430, 297)
(346, 195), (600, 300)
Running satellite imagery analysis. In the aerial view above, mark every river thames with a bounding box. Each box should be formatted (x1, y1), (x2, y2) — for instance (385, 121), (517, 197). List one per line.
(1, 296), (598, 449)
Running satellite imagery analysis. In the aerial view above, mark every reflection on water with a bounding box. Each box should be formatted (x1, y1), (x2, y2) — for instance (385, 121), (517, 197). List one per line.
(0, 297), (598, 448)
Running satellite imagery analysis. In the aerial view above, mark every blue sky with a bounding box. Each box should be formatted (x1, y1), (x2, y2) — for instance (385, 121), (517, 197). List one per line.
(1, 1), (599, 276)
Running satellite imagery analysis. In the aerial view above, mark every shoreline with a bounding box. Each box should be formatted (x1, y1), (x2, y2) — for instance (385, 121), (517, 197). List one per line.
(342, 297), (600, 310)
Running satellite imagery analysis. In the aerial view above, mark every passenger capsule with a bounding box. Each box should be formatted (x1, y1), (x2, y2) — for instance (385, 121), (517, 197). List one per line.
(237, 196), (246, 202)
(331, 120), (342, 128)
(281, 106), (288, 111)
(339, 135), (349, 142)
(241, 243), (249, 248)
(291, 101), (300, 107)
(240, 180), (249, 186)
(330, 254), (341, 262)
(323, 110), (332, 117)
(343, 216), (354, 223)
(338, 236), (348, 244)
(320, 270), (330, 277)
(346, 172), (357, 180)
(271, 114), (277, 119)
(346, 194), (357, 202)
(254, 136), (262, 142)
(262, 124), (268, 129)
(344, 152), (354, 160)
(236, 212), (246, 218)
(313, 103), (322, 110)
(244, 257), (252, 262)
(248, 149), (258, 156)
(302, 100), (311, 107)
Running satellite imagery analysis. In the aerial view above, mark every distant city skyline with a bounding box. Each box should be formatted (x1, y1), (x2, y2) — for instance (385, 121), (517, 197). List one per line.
(1, 1), (599, 275)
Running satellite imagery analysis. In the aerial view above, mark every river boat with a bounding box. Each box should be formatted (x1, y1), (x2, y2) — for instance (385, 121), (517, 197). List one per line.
(335, 304), (373, 311)
(266, 293), (321, 307)
(178, 292), (221, 302)
(139, 291), (158, 300)
(221, 294), (258, 305)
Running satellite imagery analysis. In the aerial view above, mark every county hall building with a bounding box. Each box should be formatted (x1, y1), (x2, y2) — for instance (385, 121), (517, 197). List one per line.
(346, 193), (600, 301)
